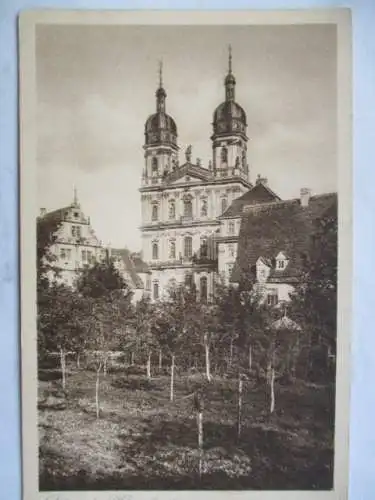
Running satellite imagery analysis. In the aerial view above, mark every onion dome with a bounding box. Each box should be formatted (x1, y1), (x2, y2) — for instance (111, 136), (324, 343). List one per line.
(145, 61), (178, 147)
(213, 46), (247, 137)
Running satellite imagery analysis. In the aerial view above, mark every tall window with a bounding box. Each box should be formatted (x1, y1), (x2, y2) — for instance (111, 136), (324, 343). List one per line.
(221, 197), (228, 214)
(71, 225), (81, 238)
(185, 272), (194, 288)
(152, 242), (159, 260)
(145, 276), (151, 291)
(221, 146), (228, 164)
(228, 221), (235, 235)
(152, 157), (158, 176)
(153, 282), (159, 300)
(184, 197), (193, 218)
(200, 238), (208, 258)
(152, 203), (159, 221)
(200, 198), (208, 217)
(169, 199), (176, 219)
(228, 244), (235, 257)
(200, 276), (208, 303)
(184, 236), (193, 259)
(169, 241), (176, 259)
(267, 291), (278, 307)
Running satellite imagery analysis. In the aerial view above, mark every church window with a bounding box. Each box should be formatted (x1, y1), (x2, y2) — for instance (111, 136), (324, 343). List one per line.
(221, 146), (228, 164)
(169, 241), (176, 259)
(153, 281), (159, 300)
(200, 198), (208, 217)
(221, 197), (228, 214)
(152, 157), (158, 176)
(184, 197), (193, 218)
(228, 221), (235, 235)
(200, 276), (208, 303)
(152, 242), (159, 260)
(152, 203), (159, 221)
(200, 238), (208, 258)
(184, 236), (193, 259)
(145, 276), (151, 291)
(185, 272), (194, 288)
(169, 200), (176, 219)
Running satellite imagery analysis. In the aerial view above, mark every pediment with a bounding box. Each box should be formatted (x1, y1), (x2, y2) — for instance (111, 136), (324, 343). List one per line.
(164, 162), (212, 185)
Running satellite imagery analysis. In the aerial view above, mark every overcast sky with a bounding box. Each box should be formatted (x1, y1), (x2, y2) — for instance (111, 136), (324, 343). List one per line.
(36, 23), (337, 251)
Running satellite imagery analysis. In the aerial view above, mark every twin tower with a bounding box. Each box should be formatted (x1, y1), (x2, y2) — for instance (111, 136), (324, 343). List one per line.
(141, 47), (250, 186)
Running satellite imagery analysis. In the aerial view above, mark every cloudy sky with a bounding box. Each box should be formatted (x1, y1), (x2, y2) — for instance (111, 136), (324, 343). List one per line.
(36, 23), (337, 251)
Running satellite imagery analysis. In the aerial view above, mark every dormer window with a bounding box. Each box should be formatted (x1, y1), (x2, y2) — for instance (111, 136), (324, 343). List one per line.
(275, 251), (288, 271)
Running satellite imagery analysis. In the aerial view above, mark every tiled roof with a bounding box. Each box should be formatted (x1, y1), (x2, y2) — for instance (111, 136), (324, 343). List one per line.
(111, 248), (146, 289)
(220, 182), (281, 219)
(230, 192), (337, 284)
(130, 252), (151, 274)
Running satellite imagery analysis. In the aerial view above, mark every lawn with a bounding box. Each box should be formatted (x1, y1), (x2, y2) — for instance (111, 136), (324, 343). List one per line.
(38, 366), (335, 490)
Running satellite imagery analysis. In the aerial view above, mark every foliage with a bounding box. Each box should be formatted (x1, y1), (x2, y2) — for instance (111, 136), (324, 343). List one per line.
(37, 215), (62, 291)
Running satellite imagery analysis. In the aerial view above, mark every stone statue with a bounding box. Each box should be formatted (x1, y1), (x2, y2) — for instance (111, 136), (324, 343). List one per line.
(196, 157), (201, 167)
(185, 145), (192, 163)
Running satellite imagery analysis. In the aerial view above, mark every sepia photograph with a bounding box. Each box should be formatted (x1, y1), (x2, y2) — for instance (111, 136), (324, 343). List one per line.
(19, 9), (352, 499)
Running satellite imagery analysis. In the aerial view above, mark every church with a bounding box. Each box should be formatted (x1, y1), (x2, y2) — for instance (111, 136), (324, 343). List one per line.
(139, 48), (281, 301)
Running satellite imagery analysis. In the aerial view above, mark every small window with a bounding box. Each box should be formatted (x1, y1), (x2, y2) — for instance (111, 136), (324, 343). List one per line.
(184, 236), (193, 259)
(153, 282), (159, 300)
(71, 226), (76, 237)
(267, 292), (278, 307)
(277, 260), (285, 269)
(60, 248), (66, 260)
(228, 221), (235, 235)
(152, 204), (159, 221)
(74, 211), (79, 218)
(82, 250), (87, 262)
(228, 244), (235, 257)
(221, 146), (228, 163)
(169, 241), (176, 259)
(169, 200), (176, 219)
(152, 157), (158, 176)
(200, 276), (208, 303)
(152, 242), (159, 260)
(184, 198), (193, 218)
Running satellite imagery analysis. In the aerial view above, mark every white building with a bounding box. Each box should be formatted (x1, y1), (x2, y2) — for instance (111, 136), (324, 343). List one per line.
(140, 50), (255, 301)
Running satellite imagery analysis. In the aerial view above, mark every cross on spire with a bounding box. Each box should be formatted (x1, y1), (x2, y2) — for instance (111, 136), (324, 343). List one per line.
(73, 186), (78, 205)
(159, 59), (163, 88)
(228, 44), (232, 74)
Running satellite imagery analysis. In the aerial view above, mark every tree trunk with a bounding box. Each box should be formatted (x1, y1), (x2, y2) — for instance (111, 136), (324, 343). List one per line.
(204, 333), (211, 382)
(60, 347), (66, 391)
(103, 356), (108, 377)
(170, 354), (175, 402)
(237, 374), (243, 439)
(229, 338), (233, 367)
(248, 344), (252, 372)
(95, 362), (102, 419)
(76, 352), (81, 369)
(147, 351), (151, 379)
(270, 367), (275, 414)
(197, 410), (203, 477)
(158, 348), (162, 370)
(130, 351), (134, 365)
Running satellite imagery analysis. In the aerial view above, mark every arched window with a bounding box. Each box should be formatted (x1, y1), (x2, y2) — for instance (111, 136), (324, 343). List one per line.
(152, 242), (159, 260)
(169, 240), (176, 259)
(221, 146), (228, 164)
(184, 197), (193, 218)
(200, 276), (208, 303)
(200, 198), (208, 217)
(152, 203), (159, 221)
(200, 238), (208, 258)
(169, 200), (176, 219)
(184, 236), (193, 259)
(152, 157), (158, 176)
(153, 281), (159, 300)
(221, 197), (228, 214)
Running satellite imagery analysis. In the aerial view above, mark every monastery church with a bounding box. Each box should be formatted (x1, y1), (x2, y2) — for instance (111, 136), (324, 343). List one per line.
(38, 48), (336, 308)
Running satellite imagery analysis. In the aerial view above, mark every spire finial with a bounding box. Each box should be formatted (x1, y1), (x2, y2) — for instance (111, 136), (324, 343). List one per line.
(159, 59), (163, 88)
(73, 186), (78, 204)
(228, 44), (232, 74)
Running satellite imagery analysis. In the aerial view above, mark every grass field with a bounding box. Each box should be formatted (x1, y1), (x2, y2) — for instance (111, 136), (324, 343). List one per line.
(38, 365), (335, 490)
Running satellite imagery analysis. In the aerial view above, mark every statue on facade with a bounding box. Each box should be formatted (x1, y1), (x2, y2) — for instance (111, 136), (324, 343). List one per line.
(196, 157), (201, 167)
(185, 144), (192, 163)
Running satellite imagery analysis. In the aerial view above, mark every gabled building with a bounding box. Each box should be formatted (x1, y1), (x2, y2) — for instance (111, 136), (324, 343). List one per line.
(231, 189), (337, 307)
(111, 248), (151, 303)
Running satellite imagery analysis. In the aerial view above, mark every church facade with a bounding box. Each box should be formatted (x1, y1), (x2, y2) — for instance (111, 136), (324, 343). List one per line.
(139, 50), (255, 301)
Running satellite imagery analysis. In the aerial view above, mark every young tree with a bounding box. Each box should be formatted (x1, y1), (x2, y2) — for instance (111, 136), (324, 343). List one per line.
(134, 296), (157, 379)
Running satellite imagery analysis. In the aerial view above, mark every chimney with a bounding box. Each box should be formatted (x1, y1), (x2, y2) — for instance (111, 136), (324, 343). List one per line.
(40, 208), (47, 217)
(300, 188), (311, 207)
(256, 174), (268, 186)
